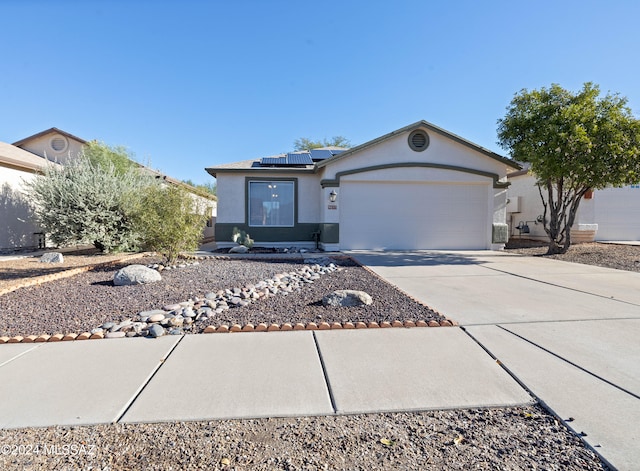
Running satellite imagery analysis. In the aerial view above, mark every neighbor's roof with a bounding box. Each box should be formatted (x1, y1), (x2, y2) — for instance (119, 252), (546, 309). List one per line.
(13, 127), (87, 147)
(0, 141), (60, 173)
(316, 120), (521, 170)
(142, 166), (217, 201)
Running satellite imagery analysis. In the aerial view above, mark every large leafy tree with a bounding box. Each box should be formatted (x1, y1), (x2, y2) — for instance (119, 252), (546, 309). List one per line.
(293, 136), (351, 151)
(497, 83), (640, 254)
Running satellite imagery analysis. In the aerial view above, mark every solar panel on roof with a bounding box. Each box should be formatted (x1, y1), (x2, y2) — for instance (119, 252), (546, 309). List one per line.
(330, 149), (346, 156)
(286, 153), (313, 165)
(260, 153), (313, 166)
(260, 156), (287, 166)
(309, 149), (333, 160)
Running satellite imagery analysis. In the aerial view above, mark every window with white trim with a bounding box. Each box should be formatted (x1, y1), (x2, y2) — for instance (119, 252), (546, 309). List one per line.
(248, 180), (294, 226)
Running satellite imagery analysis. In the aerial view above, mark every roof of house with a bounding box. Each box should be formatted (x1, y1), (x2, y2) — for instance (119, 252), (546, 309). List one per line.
(207, 121), (521, 178)
(507, 162), (531, 178)
(141, 166), (217, 201)
(0, 141), (60, 173)
(205, 149), (345, 177)
(316, 120), (520, 170)
(12, 127), (87, 147)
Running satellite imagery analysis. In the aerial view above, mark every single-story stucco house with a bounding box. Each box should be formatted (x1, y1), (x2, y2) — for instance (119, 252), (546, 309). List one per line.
(207, 121), (521, 251)
(507, 169), (640, 242)
(1, 128), (217, 252)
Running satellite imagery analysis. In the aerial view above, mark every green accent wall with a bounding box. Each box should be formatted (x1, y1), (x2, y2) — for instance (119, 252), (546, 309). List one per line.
(215, 223), (340, 245)
(319, 223), (339, 244)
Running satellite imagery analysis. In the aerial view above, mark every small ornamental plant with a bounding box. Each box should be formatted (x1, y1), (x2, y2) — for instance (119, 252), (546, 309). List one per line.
(232, 227), (254, 249)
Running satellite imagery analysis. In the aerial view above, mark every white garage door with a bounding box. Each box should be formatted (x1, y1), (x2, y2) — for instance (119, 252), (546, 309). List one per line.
(594, 186), (640, 240)
(340, 181), (489, 250)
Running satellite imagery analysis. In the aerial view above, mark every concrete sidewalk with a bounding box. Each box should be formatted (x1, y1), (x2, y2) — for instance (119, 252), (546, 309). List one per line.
(349, 250), (640, 471)
(2, 248), (639, 469)
(0, 329), (531, 429)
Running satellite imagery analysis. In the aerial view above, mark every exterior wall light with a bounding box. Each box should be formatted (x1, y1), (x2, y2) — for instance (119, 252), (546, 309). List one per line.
(329, 190), (338, 202)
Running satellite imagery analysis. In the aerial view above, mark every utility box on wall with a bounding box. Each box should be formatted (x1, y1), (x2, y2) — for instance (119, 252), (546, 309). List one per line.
(506, 196), (521, 213)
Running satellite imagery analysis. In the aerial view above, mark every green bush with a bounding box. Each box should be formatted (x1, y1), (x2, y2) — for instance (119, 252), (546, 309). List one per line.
(131, 184), (209, 264)
(24, 155), (150, 252)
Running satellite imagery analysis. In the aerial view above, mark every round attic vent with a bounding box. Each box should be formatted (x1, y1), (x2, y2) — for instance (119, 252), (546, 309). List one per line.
(408, 130), (429, 152)
(50, 135), (68, 153)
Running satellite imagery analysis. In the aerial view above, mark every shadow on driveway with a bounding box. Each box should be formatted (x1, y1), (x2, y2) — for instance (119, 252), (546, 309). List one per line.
(345, 250), (491, 267)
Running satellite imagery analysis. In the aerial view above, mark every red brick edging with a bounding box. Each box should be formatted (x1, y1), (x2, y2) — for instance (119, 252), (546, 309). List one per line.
(0, 318), (458, 344)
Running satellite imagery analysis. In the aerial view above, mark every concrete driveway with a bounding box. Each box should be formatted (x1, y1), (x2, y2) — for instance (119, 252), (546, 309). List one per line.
(348, 250), (640, 471)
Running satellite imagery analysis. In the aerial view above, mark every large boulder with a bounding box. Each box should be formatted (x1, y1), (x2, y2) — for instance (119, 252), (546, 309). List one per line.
(114, 264), (162, 286)
(39, 252), (64, 263)
(229, 245), (250, 254)
(322, 290), (373, 307)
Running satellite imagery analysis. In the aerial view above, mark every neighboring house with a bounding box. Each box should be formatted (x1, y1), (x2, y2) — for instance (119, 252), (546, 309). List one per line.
(0, 141), (60, 252)
(13, 128), (87, 166)
(507, 169), (640, 242)
(1, 127), (216, 251)
(207, 121), (520, 251)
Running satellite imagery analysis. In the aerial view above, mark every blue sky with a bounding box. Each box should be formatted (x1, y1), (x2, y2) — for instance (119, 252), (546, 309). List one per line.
(2, 0), (639, 185)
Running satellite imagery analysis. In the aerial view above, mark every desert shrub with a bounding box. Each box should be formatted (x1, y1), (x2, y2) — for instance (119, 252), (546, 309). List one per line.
(131, 184), (208, 264)
(24, 156), (151, 252)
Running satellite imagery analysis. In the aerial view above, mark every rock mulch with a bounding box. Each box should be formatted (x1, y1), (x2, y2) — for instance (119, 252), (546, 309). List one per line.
(0, 405), (607, 470)
(505, 240), (640, 272)
(0, 256), (449, 341)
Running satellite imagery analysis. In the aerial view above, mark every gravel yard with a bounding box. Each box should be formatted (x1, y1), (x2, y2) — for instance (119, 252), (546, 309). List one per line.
(0, 256), (444, 338)
(0, 406), (606, 470)
(0, 243), (625, 469)
(505, 240), (640, 272)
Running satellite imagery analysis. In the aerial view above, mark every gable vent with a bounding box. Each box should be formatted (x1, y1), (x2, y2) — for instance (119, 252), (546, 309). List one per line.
(50, 136), (68, 152)
(408, 130), (429, 152)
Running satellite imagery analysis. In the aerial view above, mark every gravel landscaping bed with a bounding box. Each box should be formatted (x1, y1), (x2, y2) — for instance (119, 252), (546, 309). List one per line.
(0, 256), (444, 338)
(505, 240), (640, 272)
(0, 405), (607, 470)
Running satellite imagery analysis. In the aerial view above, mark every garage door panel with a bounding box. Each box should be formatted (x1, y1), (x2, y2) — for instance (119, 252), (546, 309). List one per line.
(594, 188), (640, 240)
(340, 181), (489, 250)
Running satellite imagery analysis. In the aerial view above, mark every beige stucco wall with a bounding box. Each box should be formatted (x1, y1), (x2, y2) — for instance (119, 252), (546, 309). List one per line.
(18, 133), (85, 165)
(189, 191), (217, 240)
(506, 174), (548, 240)
(320, 129), (510, 181)
(0, 165), (41, 251)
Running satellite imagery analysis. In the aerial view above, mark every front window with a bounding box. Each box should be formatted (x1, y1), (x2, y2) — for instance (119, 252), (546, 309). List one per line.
(248, 180), (294, 226)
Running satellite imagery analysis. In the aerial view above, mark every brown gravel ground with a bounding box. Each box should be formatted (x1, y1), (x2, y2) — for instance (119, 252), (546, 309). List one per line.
(505, 239), (640, 272)
(0, 406), (606, 470)
(0, 255), (444, 337)
(0, 244), (622, 470)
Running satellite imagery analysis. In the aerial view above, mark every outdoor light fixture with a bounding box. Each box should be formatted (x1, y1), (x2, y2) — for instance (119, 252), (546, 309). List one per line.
(329, 190), (337, 202)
